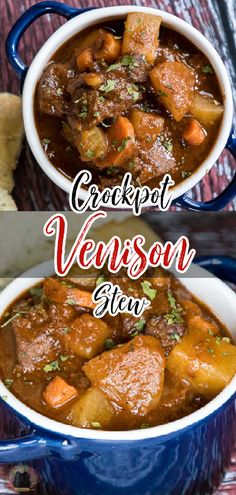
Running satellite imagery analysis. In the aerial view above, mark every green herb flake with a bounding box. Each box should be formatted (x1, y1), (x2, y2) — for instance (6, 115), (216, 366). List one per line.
(140, 423), (150, 429)
(66, 298), (77, 306)
(118, 137), (131, 152)
(106, 167), (115, 175)
(30, 287), (43, 298)
(85, 149), (95, 158)
(91, 421), (102, 429)
(93, 111), (100, 117)
(96, 274), (106, 286)
(41, 138), (50, 146)
(43, 360), (60, 373)
(56, 87), (63, 96)
(62, 327), (71, 334)
(60, 355), (69, 362)
(163, 138), (173, 153)
(134, 319), (146, 331)
(141, 280), (157, 301)
(130, 331), (139, 338)
(99, 96), (106, 102)
(202, 64), (214, 74)
(164, 291), (184, 326)
(1, 312), (21, 328)
(156, 90), (168, 97)
(171, 332), (181, 341)
(181, 171), (192, 179)
(4, 379), (14, 388)
(100, 80), (116, 92)
(127, 85), (140, 101)
(104, 338), (116, 350)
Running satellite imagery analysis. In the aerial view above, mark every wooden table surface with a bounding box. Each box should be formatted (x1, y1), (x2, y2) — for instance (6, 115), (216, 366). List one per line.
(1, 0), (236, 210)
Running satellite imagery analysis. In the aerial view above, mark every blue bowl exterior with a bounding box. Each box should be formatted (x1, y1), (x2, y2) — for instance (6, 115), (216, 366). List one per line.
(0, 393), (236, 495)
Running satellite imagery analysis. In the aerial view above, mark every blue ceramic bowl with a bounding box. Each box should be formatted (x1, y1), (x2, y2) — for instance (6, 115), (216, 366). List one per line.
(5, 1), (236, 211)
(0, 256), (236, 495)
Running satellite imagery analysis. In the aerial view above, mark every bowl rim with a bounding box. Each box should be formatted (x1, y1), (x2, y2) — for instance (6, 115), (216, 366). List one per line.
(0, 260), (236, 442)
(22, 5), (233, 206)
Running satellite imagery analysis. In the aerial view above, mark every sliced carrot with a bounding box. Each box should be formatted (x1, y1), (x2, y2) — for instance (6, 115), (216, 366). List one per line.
(76, 48), (93, 72)
(43, 278), (96, 309)
(43, 376), (78, 409)
(182, 118), (206, 146)
(97, 116), (135, 168)
(94, 32), (121, 63)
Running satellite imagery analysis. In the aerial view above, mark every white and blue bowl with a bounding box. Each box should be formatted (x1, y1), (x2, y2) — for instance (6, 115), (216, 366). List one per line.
(6, 2), (236, 211)
(0, 256), (236, 494)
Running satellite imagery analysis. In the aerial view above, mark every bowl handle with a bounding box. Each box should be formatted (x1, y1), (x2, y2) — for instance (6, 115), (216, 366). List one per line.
(196, 255), (236, 284)
(6, 1), (95, 86)
(175, 130), (236, 211)
(0, 428), (80, 463)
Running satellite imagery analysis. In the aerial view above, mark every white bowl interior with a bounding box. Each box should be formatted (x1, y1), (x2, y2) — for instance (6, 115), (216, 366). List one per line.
(22, 6), (233, 205)
(0, 261), (236, 442)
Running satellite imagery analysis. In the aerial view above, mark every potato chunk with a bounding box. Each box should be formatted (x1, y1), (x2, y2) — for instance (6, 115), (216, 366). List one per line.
(167, 328), (236, 396)
(62, 314), (111, 359)
(83, 335), (165, 415)
(129, 109), (164, 145)
(76, 127), (108, 162)
(150, 61), (195, 121)
(70, 387), (115, 428)
(122, 13), (161, 64)
(191, 95), (224, 125)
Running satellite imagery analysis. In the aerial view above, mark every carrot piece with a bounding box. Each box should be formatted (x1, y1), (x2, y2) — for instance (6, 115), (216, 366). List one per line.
(76, 48), (93, 71)
(97, 116), (135, 168)
(83, 73), (103, 88)
(94, 32), (121, 63)
(182, 118), (206, 146)
(43, 278), (96, 309)
(43, 376), (78, 409)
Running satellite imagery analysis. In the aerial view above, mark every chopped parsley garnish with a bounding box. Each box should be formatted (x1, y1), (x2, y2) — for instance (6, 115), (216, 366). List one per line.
(4, 379), (14, 388)
(141, 280), (157, 301)
(202, 64), (214, 74)
(118, 137), (131, 152)
(62, 327), (71, 334)
(91, 421), (102, 429)
(140, 423), (150, 429)
(41, 138), (50, 146)
(106, 167), (115, 175)
(1, 312), (21, 328)
(60, 355), (69, 362)
(66, 298), (77, 306)
(181, 171), (192, 179)
(56, 87), (63, 96)
(100, 80), (116, 92)
(30, 287), (43, 298)
(171, 332), (181, 341)
(164, 291), (184, 325)
(207, 347), (215, 355)
(93, 111), (100, 117)
(107, 54), (139, 72)
(96, 274), (106, 286)
(43, 360), (60, 373)
(134, 319), (146, 331)
(127, 85), (140, 101)
(104, 338), (116, 350)
(99, 96), (106, 102)
(85, 149), (95, 158)
(156, 90), (168, 97)
(78, 106), (88, 119)
(163, 138), (173, 153)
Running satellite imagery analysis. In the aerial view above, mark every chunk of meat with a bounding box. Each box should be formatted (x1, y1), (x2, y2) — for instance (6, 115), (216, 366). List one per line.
(150, 61), (195, 121)
(137, 142), (176, 184)
(13, 318), (61, 374)
(191, 94), (224, 125)
(83, 335), (165, 415)
(129, 109), (164, 145)
(122, 13), (161, 64)
(43, 278), (95, 309)
(62, 313), (111, 359)
(167, 328), (236, 396)
(97, 116), (135, 168)
(43, 376), (78, 408)
(182, 118), (206, 146)
(37, 62), (73, 116)
(145, 315), (186, 354)
(69, 387), (115, 428)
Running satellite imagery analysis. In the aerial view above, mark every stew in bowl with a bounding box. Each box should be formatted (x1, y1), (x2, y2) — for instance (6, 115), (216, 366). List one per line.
(34, 12), (225, 191)
(1, 268), (236, 432)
